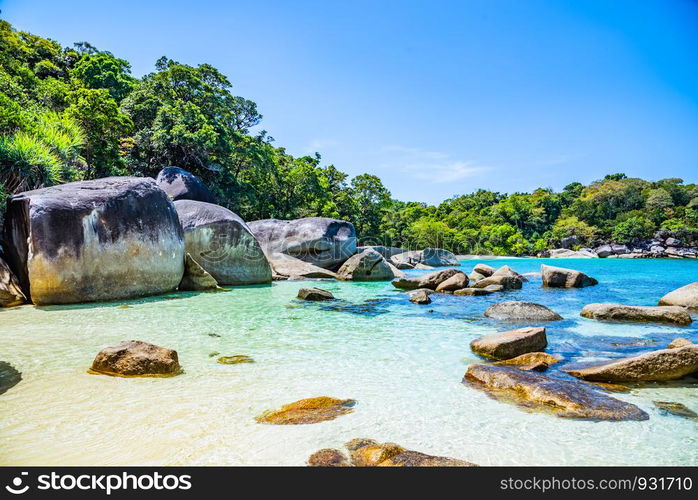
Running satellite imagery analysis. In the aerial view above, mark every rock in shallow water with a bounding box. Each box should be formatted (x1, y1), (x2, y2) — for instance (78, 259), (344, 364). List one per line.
(435, 272), (468, 292)
(409, 289), (432, 305)
(175, 200), (271, 286)
(217, 355), (254, 365)
(90, 340), (181, 377)
(485, 301), (563, 321)
(178, 253), (218, 291)
(256, 396), (356, 425)
(0, 256), (25, 307)
(470, 327), (547, 360)
(492, 351), (560, 371)
(580, 303), (692, 326)
(541, 264), (598, 288)
(653, 401), (698, 420)
(297, 287), (334, 301)
(3, 177), (185, 305)
(658, 282), (698, 309)
(464, 364), (648, 421)
(307, 449), (350, 467)
(392, 268), (461, 291)
(336, 249), (399, 281)
(564, 344), (698, 382)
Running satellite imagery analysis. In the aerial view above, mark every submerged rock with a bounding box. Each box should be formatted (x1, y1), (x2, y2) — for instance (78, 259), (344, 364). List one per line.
(464, 364), (648, 421)
(564, 344), (698, 382)
(470, 327), (547, 360)
(307, 449), (350, 467)
(256, 396), (356, 425)
(658, 282), (698, 309)
(653, 401), (698, 420)
(179, 253), (218, 291)
(217, 355), (254, 365)
(90, 340), (181, 377)
(541, 264), (598, 288)
(336, 249), (399, 281)
(435, 272), (468, 292)
(336, 438), (476, 467)
(175, 200), (271, 285)
(155, 166), (216, 204)
(492, 352), (560, 371)
(350, 442), (406, 467)
(484, 301), (562, 321)
(2, 177), (185, 305)
(0, 256), (25, 307)
(409, 289), (432, 305)
(391, 268), (461, 291)
(249, 217), (356, 270)
(297, 287), (334, 301)
(580, 303), (692, 326)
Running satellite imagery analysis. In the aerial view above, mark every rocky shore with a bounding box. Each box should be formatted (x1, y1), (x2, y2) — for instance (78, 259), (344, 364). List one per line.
(540, 232), (698, 259)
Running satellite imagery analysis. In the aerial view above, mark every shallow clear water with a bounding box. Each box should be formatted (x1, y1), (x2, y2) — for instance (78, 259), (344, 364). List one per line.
(1, 258), (697, 466)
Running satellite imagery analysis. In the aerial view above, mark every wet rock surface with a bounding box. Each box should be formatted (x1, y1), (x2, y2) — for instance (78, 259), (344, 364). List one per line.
(580, 303), (692, 326)
(492, 352), (560, 371)
(464, 364), (649, 421)
(297, 287), (334, 301)
(485, 301), (563, 321)
(470, 327), (548, 360)
(409, 289), (432, 304)
(256, 396), (356, 425)
(90, 340), (181, 377)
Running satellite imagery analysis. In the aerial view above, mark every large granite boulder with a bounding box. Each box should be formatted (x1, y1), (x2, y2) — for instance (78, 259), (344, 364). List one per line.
(248, 217), (356, 270)
(356, 245), (406, 259)
(434, 272), (468, 292)
(541, 264), (598, 288)
(2, 177), (185, 305)
(0, 256), (25, 307)
(266, 253), (337, 279)
(336, 249), (400, 281)
(256, 396), (356, 425)
(471, 265), (524, 290)
(473, 263), (495, 277)
(470, 327), (547, 360)
(659, 282), (698, 309)
(484, 301), (562, 321)
(155, 166), (216, 204)
(89, 340), (181, 377)
(178, 253), (218, 291)
(391, 268), (462, 290)
(174, 200), (271, 285)
(464, 364), (648, 421)
(390, 248), (460, 268)
(565, 344), (698, 382)
(580, 303), (692, 326)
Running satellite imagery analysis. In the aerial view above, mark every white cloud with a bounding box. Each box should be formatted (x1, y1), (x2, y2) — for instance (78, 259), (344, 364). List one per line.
(303, 139), (340, 154)
(378, 145), (489, 183)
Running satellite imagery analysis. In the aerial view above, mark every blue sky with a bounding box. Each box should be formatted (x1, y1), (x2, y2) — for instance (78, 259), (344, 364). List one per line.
(2, 0), (697, 204)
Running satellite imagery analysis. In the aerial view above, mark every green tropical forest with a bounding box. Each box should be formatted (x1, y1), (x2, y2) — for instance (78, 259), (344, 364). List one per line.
(1, 20), (697, 255)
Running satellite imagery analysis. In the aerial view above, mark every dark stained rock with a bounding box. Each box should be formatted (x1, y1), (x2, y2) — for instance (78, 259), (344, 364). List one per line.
(175, 200), (271, 285)
(0, 361), (22, 395)
(179, 253), (218, 291)
(297, 287), (334, 301)
(470, 327), (547, 360)
(217, 355), (254, 364)
(580, 303), (692, 326)
(2, 177), (185, 305)
(0, 256), (25, 307)
(337, 249), (399, 281)
(256, 396), (356, 425)
(484, 301), (563, 321)
(409, 289), (432, 305)
(307, 449), (350, 467)
(435, 272), (468, 292)
(464, 364), (648, 421)
(659, 282), (698, 309)
(541, 264), (598, 288)
(248, 217), (356, 270)
(493, 352), (561, 371)
(155, 166), (216, 204)
(392, 268), (462, 291)
(654, 401), (698, 420)
(564, 344), (698, 382)
(89, 340), (181, 377)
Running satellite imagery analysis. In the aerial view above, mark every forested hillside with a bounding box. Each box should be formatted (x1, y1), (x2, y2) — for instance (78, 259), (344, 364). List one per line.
(1, 20), (697, 254)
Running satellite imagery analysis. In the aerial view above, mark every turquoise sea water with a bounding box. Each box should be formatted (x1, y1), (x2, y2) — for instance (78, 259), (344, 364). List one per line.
(0, 258), (697, 466)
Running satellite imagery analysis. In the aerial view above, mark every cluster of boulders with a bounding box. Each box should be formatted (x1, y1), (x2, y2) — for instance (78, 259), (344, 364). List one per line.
(0, 166), (462, 307)
(543, 231), (698, 259)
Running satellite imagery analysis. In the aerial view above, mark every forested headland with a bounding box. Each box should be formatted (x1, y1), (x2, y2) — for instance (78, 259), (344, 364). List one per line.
(1, 20), (697, 255)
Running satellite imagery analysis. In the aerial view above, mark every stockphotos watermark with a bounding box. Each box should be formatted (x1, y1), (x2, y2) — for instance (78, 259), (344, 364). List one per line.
(3, 471), (192, 495)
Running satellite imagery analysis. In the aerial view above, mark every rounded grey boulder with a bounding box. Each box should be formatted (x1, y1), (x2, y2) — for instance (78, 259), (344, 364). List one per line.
(2, 177), (185, 305)
(174, 200), (271, 285)
(336, 249), (398, 281)
(658, 282), (698, 309)
(485, 301), (563, 321)
(155, 166), (216, 204)
(248, 217), (357, 270)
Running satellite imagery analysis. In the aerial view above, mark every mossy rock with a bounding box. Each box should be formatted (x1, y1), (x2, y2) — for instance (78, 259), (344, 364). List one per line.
(217, 355), (254, 365)
(256, 396), (356, 425)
